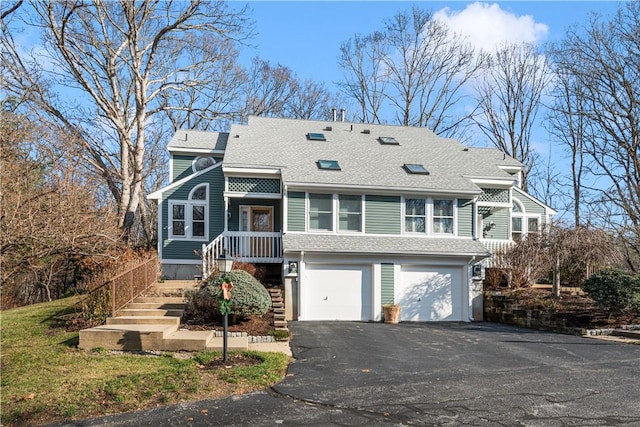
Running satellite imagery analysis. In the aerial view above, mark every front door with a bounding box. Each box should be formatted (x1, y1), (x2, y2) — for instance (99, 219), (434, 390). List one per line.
(240, 206), (274, 258)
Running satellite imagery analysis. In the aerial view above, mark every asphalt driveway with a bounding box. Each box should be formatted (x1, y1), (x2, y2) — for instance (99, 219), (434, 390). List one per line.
(58, 322), (640, 426)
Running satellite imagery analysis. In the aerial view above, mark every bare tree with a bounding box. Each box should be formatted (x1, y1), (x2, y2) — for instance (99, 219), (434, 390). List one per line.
(547, 2), (640, 270)
(243, 57), (297, 118)
(338, 6), (483, 139)
(337, 32), (387, 124)
(474, 43), (553, 192)
(286, 79), (340, 121)
(1, 0), (252, 243)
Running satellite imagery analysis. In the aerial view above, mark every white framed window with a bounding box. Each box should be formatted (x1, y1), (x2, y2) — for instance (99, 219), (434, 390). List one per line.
(511, 199), (540, 241)
(169, 184), (208, 240)
(404, 197), (456, 235)
(308, 193), (333, 231)
(405, 198), (426, 233)
(338, 195), (363, 233)
(192, 156), (216, 172)
(433, 199), (454, 234)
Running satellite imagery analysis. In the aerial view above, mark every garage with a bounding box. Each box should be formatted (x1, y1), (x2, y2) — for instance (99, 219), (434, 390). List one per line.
(303, 264), (373, 321)
(397, 266), (464, 321)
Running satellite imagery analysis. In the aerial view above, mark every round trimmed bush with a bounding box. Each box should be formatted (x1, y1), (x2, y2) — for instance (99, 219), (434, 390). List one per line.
(582, 268), (640, 314)
(203, 270), (271, 318)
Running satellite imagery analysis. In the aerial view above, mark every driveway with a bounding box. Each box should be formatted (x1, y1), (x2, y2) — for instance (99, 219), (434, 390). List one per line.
(58, 322), (640, 426)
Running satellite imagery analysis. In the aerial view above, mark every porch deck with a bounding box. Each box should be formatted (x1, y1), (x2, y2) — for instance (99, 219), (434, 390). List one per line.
(202, 231), (283, 277)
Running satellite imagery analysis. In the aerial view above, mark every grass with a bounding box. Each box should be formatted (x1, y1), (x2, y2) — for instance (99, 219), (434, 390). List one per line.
(0, 297), (290, 427)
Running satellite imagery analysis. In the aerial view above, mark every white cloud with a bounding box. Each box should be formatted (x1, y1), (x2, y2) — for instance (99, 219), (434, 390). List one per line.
(433, 2), (549, 52)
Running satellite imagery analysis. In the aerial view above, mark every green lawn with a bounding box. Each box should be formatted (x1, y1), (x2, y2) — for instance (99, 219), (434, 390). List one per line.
(0, 297), (289, 426)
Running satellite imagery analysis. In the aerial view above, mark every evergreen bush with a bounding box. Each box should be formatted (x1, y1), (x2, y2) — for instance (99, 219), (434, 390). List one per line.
(203, 270), (271, 318)
(581, 268), (640, 314)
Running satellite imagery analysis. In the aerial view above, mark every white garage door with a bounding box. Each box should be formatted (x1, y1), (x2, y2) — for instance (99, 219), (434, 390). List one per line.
(397, 266), (464, 321)
(304, 264), (372, 321)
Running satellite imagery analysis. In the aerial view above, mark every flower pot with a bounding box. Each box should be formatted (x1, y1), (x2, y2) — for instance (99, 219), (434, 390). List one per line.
(383, 304), (400, 324)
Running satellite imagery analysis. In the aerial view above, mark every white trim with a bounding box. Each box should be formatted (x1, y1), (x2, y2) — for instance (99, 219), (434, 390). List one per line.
(283, 185), (289, 233)
(147, 162), (222, 200)
(373, 263), (382, 321)
(157, 200), (163, 260)
(467, 177), (516, 187)
(223, 166), (281, 177)
(512, 187), (558, 215)
(287, 182), (482, 197)
(168, 183), (209, 241)
(191, 156), (217, 173)
(168, 147), (225, 155)
(224, 191), (281, 199)
(401, 196), (457, 237)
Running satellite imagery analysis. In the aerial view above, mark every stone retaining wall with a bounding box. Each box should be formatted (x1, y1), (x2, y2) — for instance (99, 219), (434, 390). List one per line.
(483, 291), (595, 335)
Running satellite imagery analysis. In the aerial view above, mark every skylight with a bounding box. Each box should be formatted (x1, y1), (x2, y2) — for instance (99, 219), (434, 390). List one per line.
(403, 163), (429, 175)
(379, 136), (399, 145)
(317, 160), (341, 170)
(307, 132), (326, 141)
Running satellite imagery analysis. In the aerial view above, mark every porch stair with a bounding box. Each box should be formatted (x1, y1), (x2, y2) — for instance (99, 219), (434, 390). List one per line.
(78, 280), (248, 352)
(269, 288), (288, 332)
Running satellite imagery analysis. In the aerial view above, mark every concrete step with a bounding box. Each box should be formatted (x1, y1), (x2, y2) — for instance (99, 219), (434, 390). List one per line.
(274, 320), (287, 328)
(78, 324), (178, 350)
(275, 327), (289, 332)
(272, 303), (284, 309)
(163, 330), (215, 351)
(126, 302), (186, 310)
(271, 297), (283, 303)
(205, 335), (249, 351)
(274, 313), (286, 320)
(116, 308), (184, 317)
(106, 316), (181, 326)
(135, 296), (185, 304)
(273, 307), (285, 314)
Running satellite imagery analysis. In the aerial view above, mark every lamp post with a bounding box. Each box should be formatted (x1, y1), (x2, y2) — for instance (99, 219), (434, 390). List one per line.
(216, 252), (233, 363)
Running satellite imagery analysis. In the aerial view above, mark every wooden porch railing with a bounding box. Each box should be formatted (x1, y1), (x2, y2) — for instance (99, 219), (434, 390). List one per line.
(480, 239), (514, 267)
(202, 232), (283, 278)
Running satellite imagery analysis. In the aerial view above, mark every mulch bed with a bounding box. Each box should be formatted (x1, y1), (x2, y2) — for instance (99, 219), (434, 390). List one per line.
(201, 353), (263, 369)
(181, 312), (275, 336)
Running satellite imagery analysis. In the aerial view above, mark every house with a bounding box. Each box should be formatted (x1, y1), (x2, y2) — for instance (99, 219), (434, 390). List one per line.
(148, 116), (555, 322)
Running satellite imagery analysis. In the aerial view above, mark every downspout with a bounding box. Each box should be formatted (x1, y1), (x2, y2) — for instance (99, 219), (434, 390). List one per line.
(467, 255), (477, 321)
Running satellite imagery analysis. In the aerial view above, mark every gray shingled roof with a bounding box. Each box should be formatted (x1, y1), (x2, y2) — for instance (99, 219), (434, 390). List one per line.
(168, 129), (229, 152)
(283, 233), (490, 257)
(222, 116), (521, 194)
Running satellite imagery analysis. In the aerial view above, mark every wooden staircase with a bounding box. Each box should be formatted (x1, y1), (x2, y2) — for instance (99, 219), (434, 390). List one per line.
(78, 281), (248, 352)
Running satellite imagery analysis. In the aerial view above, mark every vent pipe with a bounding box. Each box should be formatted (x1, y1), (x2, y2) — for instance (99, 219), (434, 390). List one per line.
(340, 108), (345, 122)
(332, 108), (337, 122)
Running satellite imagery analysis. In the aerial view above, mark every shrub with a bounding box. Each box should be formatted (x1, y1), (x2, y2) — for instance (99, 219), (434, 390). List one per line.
(582, 268), (640, 314)
(203, 270), (271, 319)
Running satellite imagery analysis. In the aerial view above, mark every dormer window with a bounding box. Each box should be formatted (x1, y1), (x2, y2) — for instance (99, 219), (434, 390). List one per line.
(403, 163), (429, 175)
(379, 136), (399, 145)
(317, 159), (341, 170)
(307, 132), (326, 141)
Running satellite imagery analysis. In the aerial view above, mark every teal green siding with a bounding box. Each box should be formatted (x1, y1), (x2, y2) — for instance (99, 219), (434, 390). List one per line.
(287, 192), (305, 232)
(161, 166), (224, 260)
(172, 155), (196, 182)
(381, 263), (395, 305)
(483, 208), (509, 240)
(365, 195), (401, 234)
(457, 199), (473, 237)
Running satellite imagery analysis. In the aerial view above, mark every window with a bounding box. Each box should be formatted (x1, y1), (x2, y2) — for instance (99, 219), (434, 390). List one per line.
(192, 156), (216, 172)
(403, 164), (429, 175)
(317, 159), (341, 170)
(309, 193), (333, 231)
(307, 132), (326, 141)
(338, 195), (362, 232)
(511, 199), (540, 241)
(169, 184), (208, 239)
(405, 198), (426, 233)
(433, 199), (454, 234)
(379, 136), (399, 145)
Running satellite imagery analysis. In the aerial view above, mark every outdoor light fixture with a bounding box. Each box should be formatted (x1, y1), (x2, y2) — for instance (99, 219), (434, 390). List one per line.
(216, 251), (233, 274)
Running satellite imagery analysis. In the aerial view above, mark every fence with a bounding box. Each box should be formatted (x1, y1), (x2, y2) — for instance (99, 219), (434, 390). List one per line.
(82, 254), (159, 319)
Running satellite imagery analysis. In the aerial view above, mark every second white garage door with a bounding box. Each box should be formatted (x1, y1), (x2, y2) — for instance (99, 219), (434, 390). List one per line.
(397, 266), (464, 321)
(304, 264), (372, 321)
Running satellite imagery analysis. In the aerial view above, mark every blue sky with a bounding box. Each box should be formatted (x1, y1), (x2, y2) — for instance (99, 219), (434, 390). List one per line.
(239, 1), (622, 84)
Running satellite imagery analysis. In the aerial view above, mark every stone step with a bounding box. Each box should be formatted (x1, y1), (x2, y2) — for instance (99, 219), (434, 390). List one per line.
(274, 320), (287, 328)
(78, 324), (179, 351)
(275, 327), (289, 332)
(135, 296), (185, 304)
(126, 302), (186, 310)
(273, 313), (286, 320)
(106, 316), (181, 326)
(271, 297), (283, 303)
(155, 280), (200, 290)
(272, 303), (284, 310)
(116, 308), (184, 317)
(268, 289), (282, 295)
(273, 307), (285, 314)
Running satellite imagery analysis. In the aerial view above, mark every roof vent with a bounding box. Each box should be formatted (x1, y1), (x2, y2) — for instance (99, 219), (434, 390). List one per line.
(362, 129), (370, 134)
(324, 126), (333, 131)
